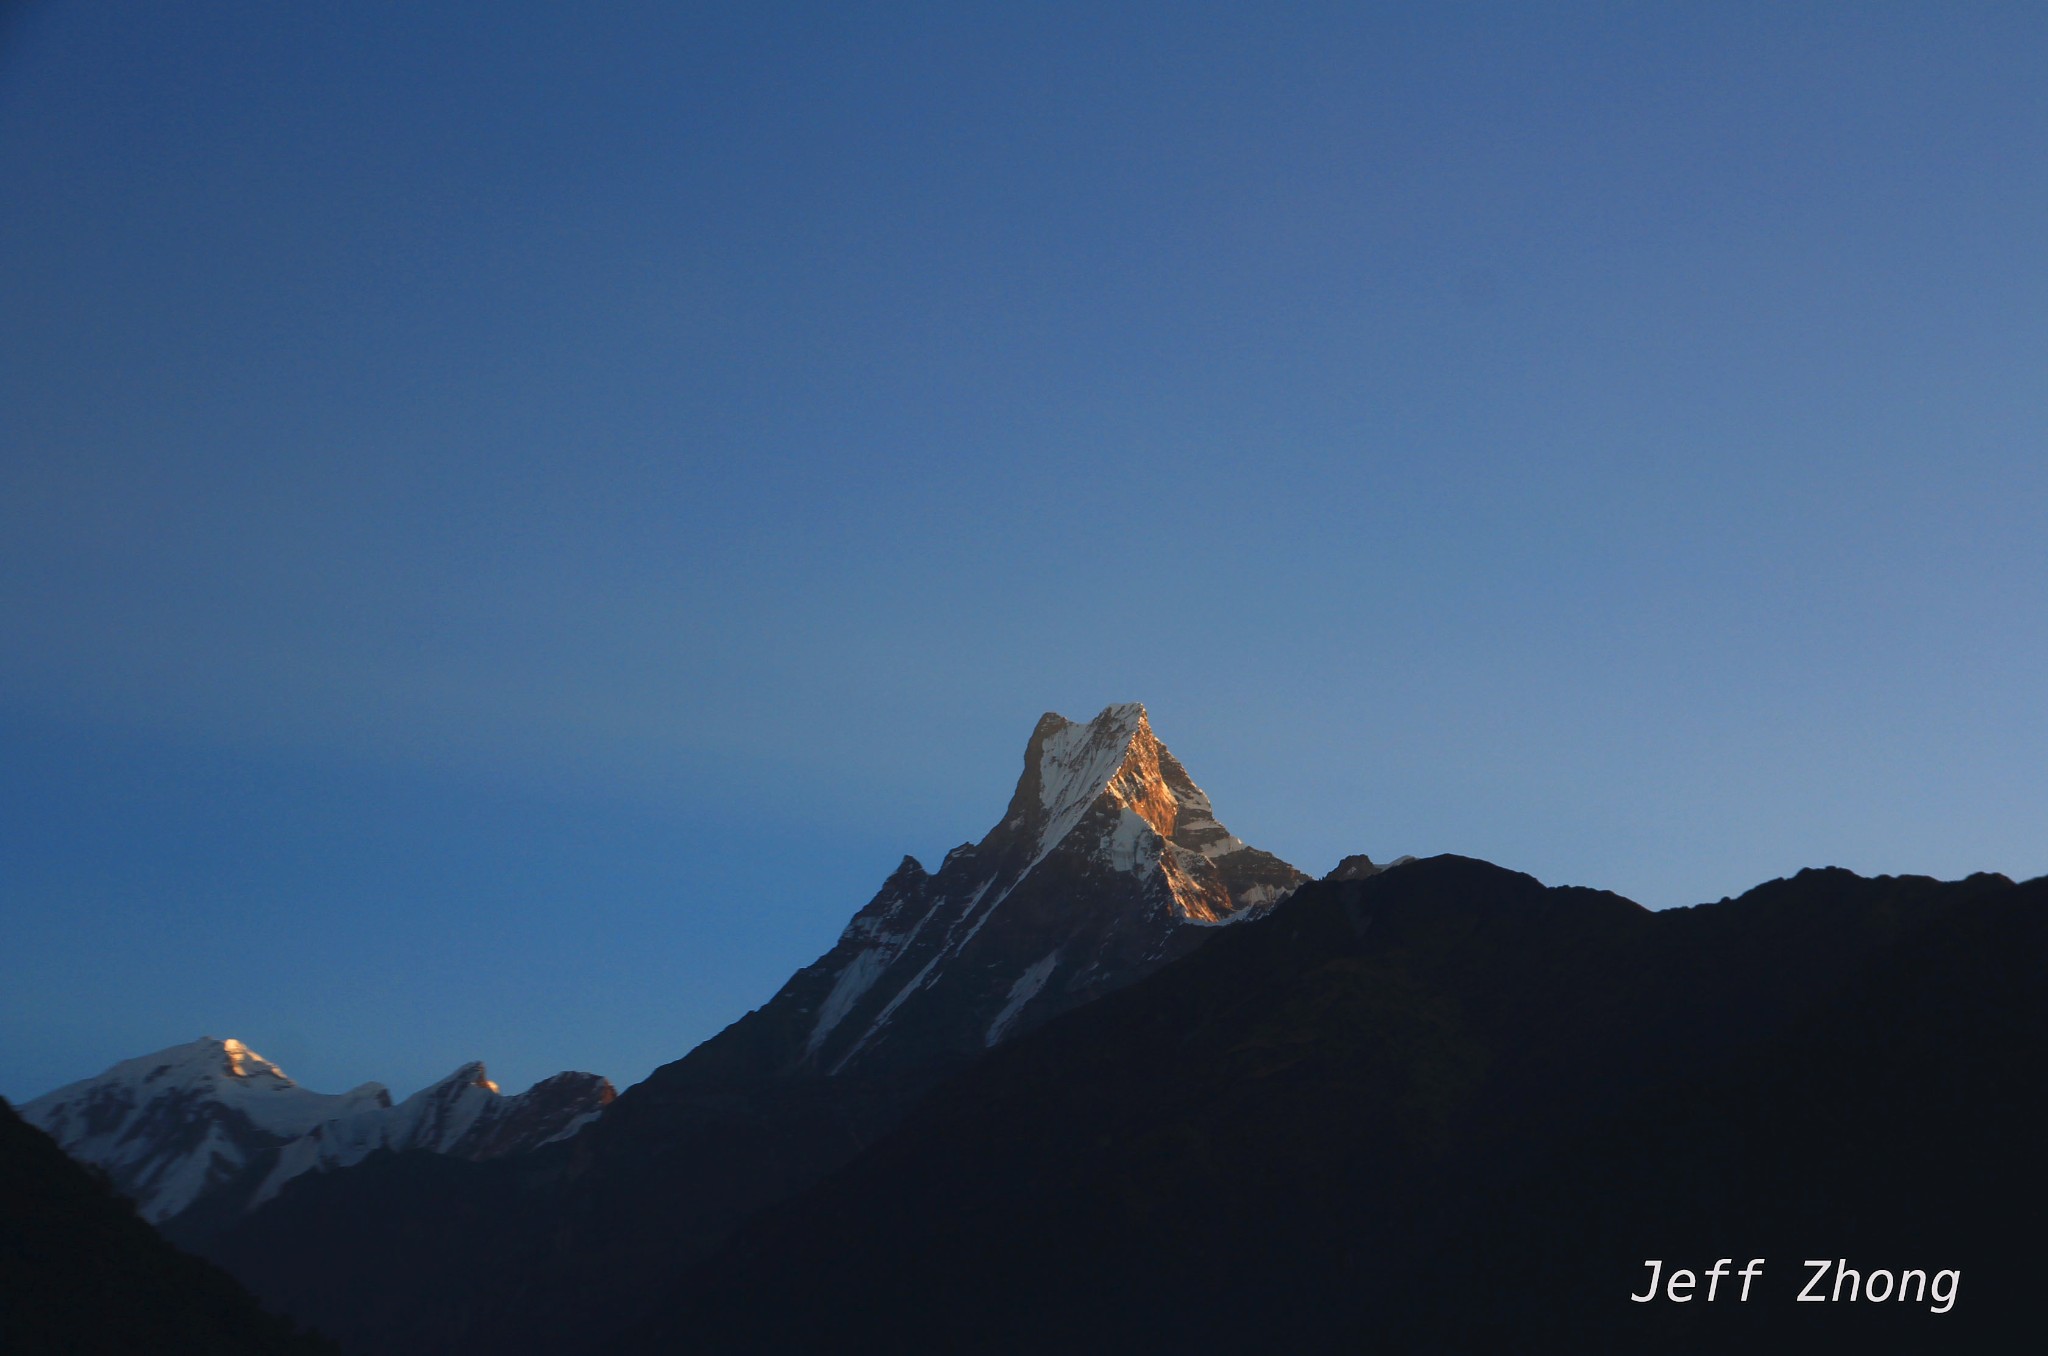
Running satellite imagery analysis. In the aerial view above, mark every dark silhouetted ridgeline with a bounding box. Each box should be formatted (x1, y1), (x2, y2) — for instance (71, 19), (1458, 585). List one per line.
(0, 1097), (335, 1356)
(631, 859), (2048, 1354)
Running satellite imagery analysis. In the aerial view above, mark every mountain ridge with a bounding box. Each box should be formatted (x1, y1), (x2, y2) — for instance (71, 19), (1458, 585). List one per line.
(20, 1036), (613, 1226)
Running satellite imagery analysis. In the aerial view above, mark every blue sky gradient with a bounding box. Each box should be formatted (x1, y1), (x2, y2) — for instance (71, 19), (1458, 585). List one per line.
(4, 2), (2045, 1100)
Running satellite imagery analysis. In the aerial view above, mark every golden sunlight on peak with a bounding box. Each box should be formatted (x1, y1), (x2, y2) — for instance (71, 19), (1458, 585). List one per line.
(1108, 727), (1180, 840)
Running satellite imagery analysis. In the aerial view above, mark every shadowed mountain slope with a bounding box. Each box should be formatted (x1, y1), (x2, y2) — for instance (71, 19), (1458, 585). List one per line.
(0, 1097), (335, 1356)
(633, 857), (2048, 1354)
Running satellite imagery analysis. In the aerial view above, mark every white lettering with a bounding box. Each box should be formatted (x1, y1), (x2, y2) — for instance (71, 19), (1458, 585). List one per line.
(1704, 1258), (1731, 1302)
(1738, 1258), (1764, 1301)
(1630, 1260), (1663, 1303)
(1798, 1259), (1831, 1302)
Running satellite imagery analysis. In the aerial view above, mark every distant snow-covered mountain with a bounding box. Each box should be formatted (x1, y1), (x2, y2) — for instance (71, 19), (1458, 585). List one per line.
(19, 1037), (612, 1224)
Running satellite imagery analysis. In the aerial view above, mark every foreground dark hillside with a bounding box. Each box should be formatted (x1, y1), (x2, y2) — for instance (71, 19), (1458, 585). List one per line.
(637, 857), (2048, 1354)
(194, 1067), (912, 1356)
(0, 1098), (334, 1356)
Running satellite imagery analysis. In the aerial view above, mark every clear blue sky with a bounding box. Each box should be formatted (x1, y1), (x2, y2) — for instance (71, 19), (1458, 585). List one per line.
(4, 2), (2044, 1102)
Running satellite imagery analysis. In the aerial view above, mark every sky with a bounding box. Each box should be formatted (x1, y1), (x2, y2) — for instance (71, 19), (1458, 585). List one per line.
(3, 2), (2044, 1103)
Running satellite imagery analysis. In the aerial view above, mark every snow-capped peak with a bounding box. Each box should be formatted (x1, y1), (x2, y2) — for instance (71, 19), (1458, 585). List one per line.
(753, 703), (1307, 1079)
(20, 1038), (612, 1225)
(1010, 703), (1283, 924)
(23, 1037), (390, 1144)
(17, 1038), (392, 1222)
(1029, 703), (1159, 860)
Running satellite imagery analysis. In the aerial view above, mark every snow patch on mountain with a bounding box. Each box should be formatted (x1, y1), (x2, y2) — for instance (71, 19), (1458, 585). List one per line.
(147, 1122), (239, 1222)
(1102, 808), (1164, 875)
(806, 942), (898, 1057)
(828, 947), (947, 1074)
(986, 951), (1060, 1046)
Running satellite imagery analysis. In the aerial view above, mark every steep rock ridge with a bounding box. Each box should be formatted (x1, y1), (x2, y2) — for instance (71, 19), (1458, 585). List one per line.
(20, 1037), (612, 1225)
(698, 703), (1306, 1081)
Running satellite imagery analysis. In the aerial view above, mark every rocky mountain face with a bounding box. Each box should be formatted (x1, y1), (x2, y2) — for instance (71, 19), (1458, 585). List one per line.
(19, 1037), (612, 1227)
(686, 702), (1305, 1083)
(199, 703), (1307, 1356)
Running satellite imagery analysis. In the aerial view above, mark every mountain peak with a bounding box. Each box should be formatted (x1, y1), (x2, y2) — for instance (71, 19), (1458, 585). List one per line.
(1030, 700), (1145, 731)
(18, 1038), (392, 1222)
(437, 1061), (501, 1095)
(709, 704), (1308, 1081)
(1013, 703), (1166, 860)
(1325, 854), (1383, 882)
(999, 702), (1289, 924)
